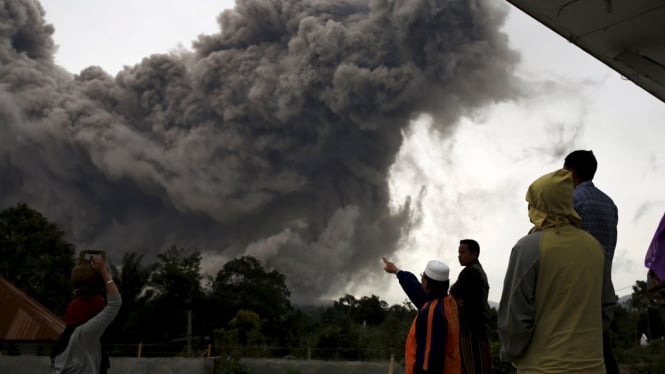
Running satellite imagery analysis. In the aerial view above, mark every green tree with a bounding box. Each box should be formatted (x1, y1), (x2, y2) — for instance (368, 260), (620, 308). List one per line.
(143, 246), (203, 343)
(355, 295), (388, 325)
(381, 301), (416, 361)
(323, 294), (387, 325)
(210, 256), (292, 336)
(0, 203), (75, 315)
(107, 251), (158, 345)
(609, 303), (639, 350)
(315, 324), (361, 360)
(631, 280), (665, 341)
(214, 310), (268, 358)
(313, 294), (407, 360)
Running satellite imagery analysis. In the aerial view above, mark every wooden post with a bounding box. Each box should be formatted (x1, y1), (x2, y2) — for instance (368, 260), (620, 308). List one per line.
(187, 309), (192, 356)
(207, 344), (211, 357)
(137, 342), (143, 358)
(388, 350), (394, 374)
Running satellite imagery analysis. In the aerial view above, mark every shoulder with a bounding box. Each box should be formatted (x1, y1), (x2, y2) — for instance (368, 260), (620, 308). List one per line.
(572, 227), (605, 249)
(514, 231), (542, 251)
(509, 232), (542, 266)
(462, 263), (486, 278)
(575, 182), (617, 206)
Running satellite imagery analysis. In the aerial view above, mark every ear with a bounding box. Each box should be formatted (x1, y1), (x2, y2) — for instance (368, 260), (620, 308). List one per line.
(421, 277), (430, 292)
(566, 167), (581, 187)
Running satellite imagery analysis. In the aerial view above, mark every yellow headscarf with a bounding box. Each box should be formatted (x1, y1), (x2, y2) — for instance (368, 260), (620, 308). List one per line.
(526, 168), (581, 230)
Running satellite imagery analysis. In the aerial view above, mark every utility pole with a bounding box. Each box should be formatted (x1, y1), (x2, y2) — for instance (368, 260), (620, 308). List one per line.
(187, 309), (192, 356)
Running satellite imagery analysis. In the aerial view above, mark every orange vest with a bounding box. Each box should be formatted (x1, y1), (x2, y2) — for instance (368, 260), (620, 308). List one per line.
(405, 295), (460, 374)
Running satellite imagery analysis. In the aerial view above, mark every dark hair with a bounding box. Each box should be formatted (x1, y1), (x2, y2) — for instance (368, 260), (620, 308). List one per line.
(564, 150), (597, 181)
(460, 239), (480, 256)
(423, 275), (449, 297)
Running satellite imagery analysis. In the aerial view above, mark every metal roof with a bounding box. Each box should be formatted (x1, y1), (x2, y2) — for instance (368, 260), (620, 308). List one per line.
(0, 277), (65, 341)
(505, 0), (665, 103)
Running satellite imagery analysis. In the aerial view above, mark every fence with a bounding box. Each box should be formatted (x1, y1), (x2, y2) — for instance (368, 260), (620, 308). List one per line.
(0, 352), (403, 374)
(2, 340), (665, 374)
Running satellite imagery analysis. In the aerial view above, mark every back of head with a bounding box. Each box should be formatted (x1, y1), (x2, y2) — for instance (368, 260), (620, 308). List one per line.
(564, 150), (597, 181)
(526, 169), (581, 229)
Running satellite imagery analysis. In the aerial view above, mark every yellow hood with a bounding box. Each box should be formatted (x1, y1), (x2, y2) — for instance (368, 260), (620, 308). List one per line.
(526, 169), (581, 230)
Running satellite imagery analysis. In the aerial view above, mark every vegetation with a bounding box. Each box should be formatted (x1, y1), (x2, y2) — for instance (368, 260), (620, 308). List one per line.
(1, 202), (664, 371)
(0, 203), (76, 316)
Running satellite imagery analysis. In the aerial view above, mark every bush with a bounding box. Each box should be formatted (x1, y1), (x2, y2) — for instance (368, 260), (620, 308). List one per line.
(212, 356), (248, 374)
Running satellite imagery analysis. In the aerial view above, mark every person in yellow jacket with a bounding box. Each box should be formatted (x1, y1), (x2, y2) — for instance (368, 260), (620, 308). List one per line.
(498, 169), (616, 373)
(383, 257), (461, 374)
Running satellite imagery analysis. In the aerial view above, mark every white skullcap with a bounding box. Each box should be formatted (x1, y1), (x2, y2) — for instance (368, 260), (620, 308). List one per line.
(424, 260), (449, 281)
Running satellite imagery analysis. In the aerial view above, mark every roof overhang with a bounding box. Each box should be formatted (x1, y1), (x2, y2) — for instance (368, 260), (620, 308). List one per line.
(0, 277), (65, 340)
(505, 0), (665, 103)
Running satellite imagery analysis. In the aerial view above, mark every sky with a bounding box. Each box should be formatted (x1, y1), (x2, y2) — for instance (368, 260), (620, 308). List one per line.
(5, 0), (664, 305)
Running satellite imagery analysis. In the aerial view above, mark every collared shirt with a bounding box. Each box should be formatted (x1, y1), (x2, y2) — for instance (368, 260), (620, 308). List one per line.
(573, 181), (618, 262)
(450, 261), (491, 338)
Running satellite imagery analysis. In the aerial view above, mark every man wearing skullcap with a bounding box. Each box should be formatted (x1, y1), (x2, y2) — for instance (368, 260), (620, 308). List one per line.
(383, 257), (461, 373)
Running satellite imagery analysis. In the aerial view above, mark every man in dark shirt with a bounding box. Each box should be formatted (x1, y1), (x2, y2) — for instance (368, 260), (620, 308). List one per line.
(564, 150), (618, 261)
(450, 239), (492, 374)
(564, 150), (619, 374)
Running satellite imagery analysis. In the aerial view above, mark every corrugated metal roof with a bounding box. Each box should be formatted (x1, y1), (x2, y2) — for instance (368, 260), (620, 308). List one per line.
(506, 0), (665, 103)
(0, 277), (65, 341)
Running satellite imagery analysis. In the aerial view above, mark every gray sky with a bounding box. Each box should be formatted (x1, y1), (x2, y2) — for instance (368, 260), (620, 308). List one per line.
(22, 0), (665, 304)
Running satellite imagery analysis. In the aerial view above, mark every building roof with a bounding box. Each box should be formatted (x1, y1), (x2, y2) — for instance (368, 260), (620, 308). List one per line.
(506, 0), (665, 103)
(0, 276), (65, 340)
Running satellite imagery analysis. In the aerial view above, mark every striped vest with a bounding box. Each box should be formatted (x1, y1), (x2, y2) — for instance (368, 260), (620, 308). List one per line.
(405, 295), (460, 373)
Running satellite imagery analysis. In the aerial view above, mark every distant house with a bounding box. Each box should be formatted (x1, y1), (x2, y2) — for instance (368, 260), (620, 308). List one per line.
(0, 276), (64, 341)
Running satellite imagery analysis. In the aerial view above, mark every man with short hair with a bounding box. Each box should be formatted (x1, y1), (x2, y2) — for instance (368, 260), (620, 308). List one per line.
(498, 169), (616, 372)
(450, 239), (492, 373)
(564, 150), (619, 373)
(383, 257), (461, 374)
(563, 150), (618, 261)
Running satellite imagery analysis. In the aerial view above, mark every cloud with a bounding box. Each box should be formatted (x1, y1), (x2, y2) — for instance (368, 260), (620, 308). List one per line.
(0, 0), (519, 302)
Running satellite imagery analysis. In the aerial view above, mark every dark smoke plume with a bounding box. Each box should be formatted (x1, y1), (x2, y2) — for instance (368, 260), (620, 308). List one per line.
(0, 0), (519, 303)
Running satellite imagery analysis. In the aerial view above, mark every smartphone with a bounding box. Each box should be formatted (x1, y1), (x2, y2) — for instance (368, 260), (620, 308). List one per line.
(79, 250), (106, 264)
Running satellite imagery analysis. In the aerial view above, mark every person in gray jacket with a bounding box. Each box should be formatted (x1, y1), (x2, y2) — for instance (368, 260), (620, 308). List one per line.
(498, 169), (616, 373)
(52, 254), (122, 374)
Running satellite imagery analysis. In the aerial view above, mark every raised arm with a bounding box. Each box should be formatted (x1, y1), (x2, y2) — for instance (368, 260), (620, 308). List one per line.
(78, 255), (122, 345)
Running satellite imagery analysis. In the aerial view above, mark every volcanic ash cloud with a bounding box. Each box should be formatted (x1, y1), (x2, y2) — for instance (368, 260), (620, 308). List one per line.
(0, 0), (519, 302)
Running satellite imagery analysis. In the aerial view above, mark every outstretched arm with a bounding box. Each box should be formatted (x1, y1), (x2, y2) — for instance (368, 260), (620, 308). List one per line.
(383, 257), (426, 308)
(382, 257), (399, 274)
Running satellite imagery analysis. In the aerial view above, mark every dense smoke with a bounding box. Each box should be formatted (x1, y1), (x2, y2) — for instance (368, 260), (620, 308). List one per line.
(0, 0), (519, 303)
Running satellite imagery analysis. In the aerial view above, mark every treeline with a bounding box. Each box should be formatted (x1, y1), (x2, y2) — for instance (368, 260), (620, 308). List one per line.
(1, 202), (665, 370)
